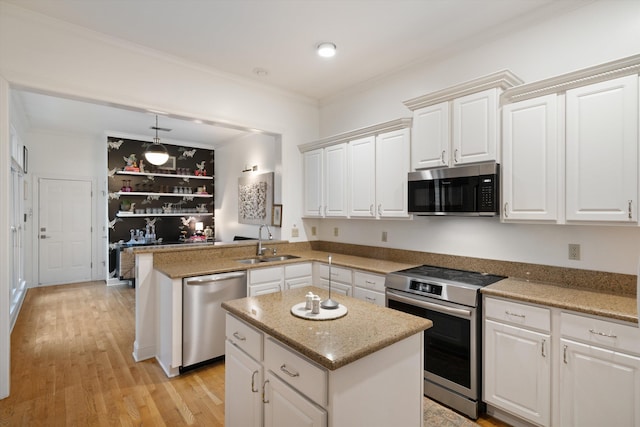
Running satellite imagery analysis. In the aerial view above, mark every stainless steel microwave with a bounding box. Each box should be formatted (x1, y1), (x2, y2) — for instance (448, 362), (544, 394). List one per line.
(408, 163), (499, 216)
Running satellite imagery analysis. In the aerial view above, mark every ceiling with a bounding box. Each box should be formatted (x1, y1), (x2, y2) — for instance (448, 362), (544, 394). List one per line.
(5, 0), (590, 146)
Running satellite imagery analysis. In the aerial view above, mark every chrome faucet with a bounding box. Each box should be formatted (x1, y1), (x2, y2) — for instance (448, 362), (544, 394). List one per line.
(257, 224), (273, 256)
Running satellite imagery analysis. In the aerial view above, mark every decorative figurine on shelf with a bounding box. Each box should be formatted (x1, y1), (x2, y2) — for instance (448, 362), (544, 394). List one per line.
(123, 154), (140, 172)
(194, 160), (206, 176)
(139, 159), (146, 173)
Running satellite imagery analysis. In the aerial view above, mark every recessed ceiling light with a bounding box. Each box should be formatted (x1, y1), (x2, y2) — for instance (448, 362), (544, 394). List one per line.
(317, 42), (337, 58)
(253, 67), (269, 77)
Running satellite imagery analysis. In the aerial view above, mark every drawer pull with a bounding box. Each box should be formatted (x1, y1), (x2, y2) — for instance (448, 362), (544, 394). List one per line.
(251, 370), (259, 393)
(280, 364), (300, 378)
(541, 339), (546, 358)
(365, 280), (376, 285)
(589, 328), (617, 339)
(563, 345), (568, 364)
(365, 296), (377, 302)
(262, 379), (270, 404)
(232, 331), (246, 341)
(505, 310), (525, 318)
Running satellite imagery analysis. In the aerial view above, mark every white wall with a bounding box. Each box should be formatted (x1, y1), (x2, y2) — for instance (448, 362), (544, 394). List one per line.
(215, 133), (279, 243)
(0, 2), (319, 398)
(316, 0), (640, 275)
(26, 129), (107, 283)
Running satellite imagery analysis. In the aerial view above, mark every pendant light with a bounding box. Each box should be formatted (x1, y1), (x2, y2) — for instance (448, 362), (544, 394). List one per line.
(145, 115), (169, 166)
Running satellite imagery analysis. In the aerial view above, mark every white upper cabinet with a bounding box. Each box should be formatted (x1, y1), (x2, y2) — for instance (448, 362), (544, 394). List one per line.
(324, 143), (348, 217)
(452, 88), (498, 165)
(375, 128), (410, 217)
(565, 75), (638, 223)
(348, 136), (376, 217)
(302, 144), (348, 218)
(502, 55), (640, 225)
(502, 94), (559, 221)
(404, 70), (523, 170)
(411, 102), (449, 169)
(303, 148), (323, 217)
(299, 118), (411, 220)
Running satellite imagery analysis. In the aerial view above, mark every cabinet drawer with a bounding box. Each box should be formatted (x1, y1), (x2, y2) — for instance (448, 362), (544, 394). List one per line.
(485, 297), (550, 332)
(249, 266), (283, 284)
(264, 337), (327, 406)
(353, 270), (385, 292)
(561, 312), (640, 355)
(284, 262), (313, 279)
(354, 287), (385, 307)
(317, 279), (351, 296)
(226, 313), (263, 361)
(318, 263), (352, 284)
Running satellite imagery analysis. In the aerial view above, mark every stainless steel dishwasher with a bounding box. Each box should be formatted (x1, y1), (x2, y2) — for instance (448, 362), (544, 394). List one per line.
(182, 271), (247, 370)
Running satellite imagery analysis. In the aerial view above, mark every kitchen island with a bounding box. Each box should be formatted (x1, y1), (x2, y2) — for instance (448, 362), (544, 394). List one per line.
(222, 286), (432, 427)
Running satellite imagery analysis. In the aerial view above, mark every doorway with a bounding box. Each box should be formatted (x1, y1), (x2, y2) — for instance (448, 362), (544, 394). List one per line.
(38, 178), (93, 285)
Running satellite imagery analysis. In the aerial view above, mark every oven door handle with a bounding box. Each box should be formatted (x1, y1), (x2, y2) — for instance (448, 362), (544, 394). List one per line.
(387, 291), (472, 318)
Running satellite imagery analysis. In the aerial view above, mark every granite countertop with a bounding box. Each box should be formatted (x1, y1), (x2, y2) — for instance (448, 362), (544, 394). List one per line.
(482, 278), (638, 324)
(222, 286), (432, 370)
(154, 249), (420, 279)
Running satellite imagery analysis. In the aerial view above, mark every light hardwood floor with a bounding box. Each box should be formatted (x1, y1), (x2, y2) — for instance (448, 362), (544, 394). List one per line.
(0, 281), (509, 426)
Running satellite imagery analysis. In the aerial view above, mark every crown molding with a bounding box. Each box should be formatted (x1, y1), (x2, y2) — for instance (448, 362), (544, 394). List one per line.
(298, 118), (412, 152)
(501, 54), (640, 104)
(403, 70), (523, 111)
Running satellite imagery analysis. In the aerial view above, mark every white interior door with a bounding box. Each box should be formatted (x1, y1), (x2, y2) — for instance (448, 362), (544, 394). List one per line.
(38, 178), (92, 285)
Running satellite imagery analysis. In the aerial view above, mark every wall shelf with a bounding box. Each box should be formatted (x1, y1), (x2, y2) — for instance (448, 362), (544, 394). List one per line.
(115, 170), (213, 180)
(116, 191), (212, 198)
(116, 212), (213, 218)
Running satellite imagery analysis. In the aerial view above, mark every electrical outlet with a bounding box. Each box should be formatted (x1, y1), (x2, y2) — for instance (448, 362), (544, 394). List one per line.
(568, 243), (580, 260)
(311, 226), (317, 236)
(291, 227), (299, 238)
(381, 231), (388, 242)
(333, 227), (339, 237)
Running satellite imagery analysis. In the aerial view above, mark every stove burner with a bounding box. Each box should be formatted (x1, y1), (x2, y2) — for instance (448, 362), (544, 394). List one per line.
(398, 265), (504, 287)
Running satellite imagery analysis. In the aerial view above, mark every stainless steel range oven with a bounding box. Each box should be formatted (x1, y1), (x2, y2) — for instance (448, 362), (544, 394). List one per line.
(385, 265), (505, 419)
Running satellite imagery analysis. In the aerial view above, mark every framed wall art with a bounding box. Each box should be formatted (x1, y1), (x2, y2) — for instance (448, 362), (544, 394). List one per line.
(272, 204), (282, 227)
(238, 172), (274, 225)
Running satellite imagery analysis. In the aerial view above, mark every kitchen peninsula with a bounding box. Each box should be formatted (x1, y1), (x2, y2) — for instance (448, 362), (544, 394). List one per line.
(128, 239), (420, 374)
(222, 286), (432, 426)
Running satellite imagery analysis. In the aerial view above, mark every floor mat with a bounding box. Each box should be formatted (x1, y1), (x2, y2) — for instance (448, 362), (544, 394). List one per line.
(423, 397), (479, 427)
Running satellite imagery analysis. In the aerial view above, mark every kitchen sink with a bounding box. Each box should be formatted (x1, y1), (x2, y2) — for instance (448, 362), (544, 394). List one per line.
(236, 254), (300, 264)
(262, 255), (300, 262)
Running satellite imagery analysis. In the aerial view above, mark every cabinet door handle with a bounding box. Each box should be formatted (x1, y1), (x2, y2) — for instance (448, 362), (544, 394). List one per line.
(589, 328), (617, 339)
(251, 370), (259, 392)
(505, 310), (525, 318)
(232, 331), (246, 341)
(262, 379), (270, 403)
(563, 344), (568, 364)
(628, 200), (632, 219)
(454, 149), (459, 163)
(377, 204), (382, 216)
(541, 339), (546, 358)
(503, 202), (509, 218)
(441, 150), (446, 164)
(369, 204), (374, 216)
(280, 364), (300, 378)
(324, 206), (327, 216)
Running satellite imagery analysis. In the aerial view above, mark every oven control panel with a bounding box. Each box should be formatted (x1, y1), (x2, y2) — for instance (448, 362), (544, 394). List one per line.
(409, 280), (443, 296)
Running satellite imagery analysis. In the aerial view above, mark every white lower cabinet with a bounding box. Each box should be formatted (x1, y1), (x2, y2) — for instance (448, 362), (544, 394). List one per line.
(284, 262), (313, 290)
(559, 313), (640, 427)
(483, 297), (551, 427)
(225, 313), (265, 427)
(225, 312), (423, 427)
(484, 297), (640, 427)
(316, 262), (352, 297)
(225, 342), (263, 427)
(248, 266), (284, 296)
(353, 270), (385, 306)
(264, 371), (327, 427)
